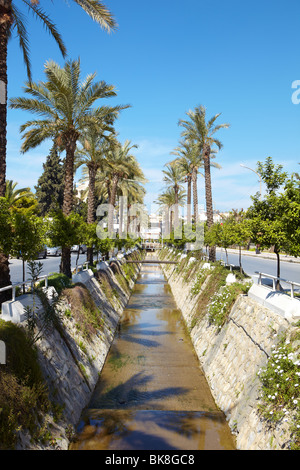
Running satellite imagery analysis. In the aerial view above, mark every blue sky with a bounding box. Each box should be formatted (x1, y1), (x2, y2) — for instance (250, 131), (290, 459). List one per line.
(6, 0), (300, 213)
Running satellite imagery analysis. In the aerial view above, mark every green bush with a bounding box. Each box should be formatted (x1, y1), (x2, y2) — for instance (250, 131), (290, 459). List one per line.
(208, 282), (251, 329)
(0, 320), (51, 449)
(257, 335), (300, 448)
(38, 272), (73, 295)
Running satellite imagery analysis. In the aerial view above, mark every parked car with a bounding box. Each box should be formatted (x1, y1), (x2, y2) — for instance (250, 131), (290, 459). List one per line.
(47, 246), (62, 257)
(36, 246), (47, 259)
(71, 244), (87, 254)
(16, 246), (47, 260)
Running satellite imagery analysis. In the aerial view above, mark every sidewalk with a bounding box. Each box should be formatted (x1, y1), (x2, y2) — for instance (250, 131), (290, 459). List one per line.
(217, 248), (300, 264)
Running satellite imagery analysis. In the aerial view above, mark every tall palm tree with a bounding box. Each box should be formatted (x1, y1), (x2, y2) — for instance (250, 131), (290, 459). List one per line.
(162, 162), (185, 234)
(0, 0), (116, 198)
(171, 139), (221, 226)
(10, 59), (128, 276)
(104, 140), (140, 235)
(156, 187), (186, 236)
(75, 125), (114, 224)
(179, 105), (229, 261)
(118, 172), (147, 237)
(75, 124), (115, 263)
(0, 0), (116, 300)
(170, 139), (201, 225)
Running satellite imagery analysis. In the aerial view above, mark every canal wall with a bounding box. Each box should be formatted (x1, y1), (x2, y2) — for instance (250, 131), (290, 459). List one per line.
(160, 248), (298, 450)
(15, 250), (143, 450)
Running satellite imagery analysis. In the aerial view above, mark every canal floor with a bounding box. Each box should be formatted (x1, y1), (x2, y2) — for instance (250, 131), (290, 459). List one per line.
(70, 263), (235, 450)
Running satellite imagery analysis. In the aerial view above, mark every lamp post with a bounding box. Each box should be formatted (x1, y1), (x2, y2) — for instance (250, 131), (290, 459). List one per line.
(240, 164), (262, 200)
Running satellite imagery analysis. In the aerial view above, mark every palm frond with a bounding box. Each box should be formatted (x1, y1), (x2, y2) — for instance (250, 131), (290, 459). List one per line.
(72, 0), (118, 33)
(11, 5), (32, 81)
(23, 0), (67, 58)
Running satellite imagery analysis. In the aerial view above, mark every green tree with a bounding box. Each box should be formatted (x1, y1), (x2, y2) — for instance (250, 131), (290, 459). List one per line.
(280, 176), (300, 258)
(247, 157), (289, 288)
(35, 145), (65, 216)
(179, 105), (229, 262)
(10, 59), (128, 277)
(48, 210), (84, 274)
(205, 219), (234, 265)
(11, 210), (46, 288)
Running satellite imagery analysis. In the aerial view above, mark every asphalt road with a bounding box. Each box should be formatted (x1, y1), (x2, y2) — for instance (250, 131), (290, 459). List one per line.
(7, 249), (300, 289)
(8, 253), (92, 284)
(216, 249), (300, 286)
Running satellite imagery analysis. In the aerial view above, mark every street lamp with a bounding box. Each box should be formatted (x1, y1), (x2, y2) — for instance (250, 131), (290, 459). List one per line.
(240, 164), (262, 200)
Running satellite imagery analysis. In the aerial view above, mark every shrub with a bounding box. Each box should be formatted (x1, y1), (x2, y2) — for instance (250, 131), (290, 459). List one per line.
(208, 282), (251, 329)
(257, 335), (300, 448)
(38, 272), (73, 295)
(0, 320), (51, 449)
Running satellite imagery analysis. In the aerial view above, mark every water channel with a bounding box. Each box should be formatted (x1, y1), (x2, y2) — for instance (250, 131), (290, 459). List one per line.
(70, 260), (235, 450)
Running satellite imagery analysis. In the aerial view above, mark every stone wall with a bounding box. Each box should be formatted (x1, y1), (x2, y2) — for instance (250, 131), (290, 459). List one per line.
(160, 248), (297, 450)
(16, 252), (142, 450)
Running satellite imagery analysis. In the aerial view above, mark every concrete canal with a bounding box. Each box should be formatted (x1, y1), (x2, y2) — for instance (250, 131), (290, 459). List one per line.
(70, 260), (235, 450)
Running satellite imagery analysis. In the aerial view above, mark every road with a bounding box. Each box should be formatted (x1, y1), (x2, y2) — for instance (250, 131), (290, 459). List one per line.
(8, 253), (92, 284)
(7, 249), (300, 289)
(216, 249), (300, 287)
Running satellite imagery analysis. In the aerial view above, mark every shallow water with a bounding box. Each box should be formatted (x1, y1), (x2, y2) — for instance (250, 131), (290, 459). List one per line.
(70, 263), (235, 450)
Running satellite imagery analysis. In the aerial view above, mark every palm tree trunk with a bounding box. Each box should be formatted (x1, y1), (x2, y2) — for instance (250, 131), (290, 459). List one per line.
(203, 144), (216, 262)
(87, 165), (96, 224)
(192, 168), (198, 226)
(0, 1), (11, 198)
(87, 165), (96, 265)
(108, 174), (118, 235)
(119, 195), (126, 237)
(174, 185), (179, 234)
(187, 175), (192, 225)
(61, 133), (77, 278)
(0, 8), (12, 303)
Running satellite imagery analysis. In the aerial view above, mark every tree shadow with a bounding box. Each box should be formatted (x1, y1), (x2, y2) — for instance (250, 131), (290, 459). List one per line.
(88, 371), (189, 410)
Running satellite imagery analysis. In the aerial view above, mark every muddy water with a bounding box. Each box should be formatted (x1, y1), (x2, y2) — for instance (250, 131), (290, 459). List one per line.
(70, 262), (235, 450)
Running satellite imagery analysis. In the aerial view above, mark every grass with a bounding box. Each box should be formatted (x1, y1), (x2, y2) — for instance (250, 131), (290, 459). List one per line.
(63, 283), (105, 338)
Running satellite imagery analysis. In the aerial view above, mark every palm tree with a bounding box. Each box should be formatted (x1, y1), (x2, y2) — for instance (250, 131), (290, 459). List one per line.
(75, 124), (115, 264)
(10, 59), (128, 277)
(119, 173), (147, 237)
(179, 105), (229, 261)
(0, 0), (116, 198)
(5, 180), (33, 208)
(104, 140), (140, 235)
(170, 139), (201, 225)
(171, 139), (221, 226)
(162, 162), (185, 234)
(0, 0), (116, 301)
(75, 125), (114, 224)
(156, 187), (186, 236)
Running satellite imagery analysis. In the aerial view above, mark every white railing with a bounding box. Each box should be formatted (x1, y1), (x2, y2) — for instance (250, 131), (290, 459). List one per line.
(0, 275), (49, 302)
(255, 271), (300, 299)
(74, 262), (89, 274)
(220, 260), (237, 272)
